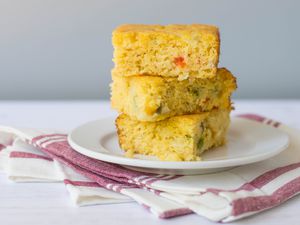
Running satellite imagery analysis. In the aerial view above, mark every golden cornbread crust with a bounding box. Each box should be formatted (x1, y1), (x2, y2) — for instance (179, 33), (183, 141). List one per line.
(116, 108), (230, 161)
(111, 68), (236, 121)
(114, 24), (219, 35)
(112, 24), (220, 80)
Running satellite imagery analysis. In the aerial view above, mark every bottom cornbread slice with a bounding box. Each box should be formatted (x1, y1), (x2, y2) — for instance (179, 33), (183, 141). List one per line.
(115, 108), (230, 161)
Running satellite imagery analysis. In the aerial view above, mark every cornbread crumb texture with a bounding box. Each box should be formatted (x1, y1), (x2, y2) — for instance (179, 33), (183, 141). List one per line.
(116, 109), (230, 161)
(111, 68), (236, 121)
(112, 24), (220, 80)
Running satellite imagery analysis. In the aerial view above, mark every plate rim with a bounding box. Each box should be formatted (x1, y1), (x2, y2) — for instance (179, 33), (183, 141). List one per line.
(68, 117), (290, 170)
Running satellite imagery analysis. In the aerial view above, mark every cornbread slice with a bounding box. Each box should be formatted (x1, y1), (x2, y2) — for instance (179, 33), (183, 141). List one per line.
(116, 109), (230, 161)
(112, 24), (220, 80)
(111, 68), (236, 121)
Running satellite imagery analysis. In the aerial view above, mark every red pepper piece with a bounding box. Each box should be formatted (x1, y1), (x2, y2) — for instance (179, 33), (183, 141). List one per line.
(174, 56), (186, 68)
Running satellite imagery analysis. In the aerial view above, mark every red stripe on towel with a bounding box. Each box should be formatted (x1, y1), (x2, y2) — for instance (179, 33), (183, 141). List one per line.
(10, 151), (53, 161)
(238, 162), (300, 191)
(64, 179), (100, 187)
(0, 143), (5, 151)
(208, 162), (300, 194)
(232, 176), (300, 216)
(159, 208), (193, 218)
(238, 114), (281, 128)
(237, 114), (266, 122)
(141, 203), (192, 219)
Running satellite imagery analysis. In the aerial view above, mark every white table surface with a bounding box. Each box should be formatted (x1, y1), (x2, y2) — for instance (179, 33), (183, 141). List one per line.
(0, 100), (300, 225)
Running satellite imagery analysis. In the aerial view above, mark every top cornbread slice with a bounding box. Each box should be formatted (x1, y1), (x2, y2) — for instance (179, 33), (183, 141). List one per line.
(112, 24), (220, 80)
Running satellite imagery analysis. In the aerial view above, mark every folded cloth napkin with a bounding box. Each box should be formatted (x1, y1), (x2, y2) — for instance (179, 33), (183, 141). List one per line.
(0, 114), (300, 222)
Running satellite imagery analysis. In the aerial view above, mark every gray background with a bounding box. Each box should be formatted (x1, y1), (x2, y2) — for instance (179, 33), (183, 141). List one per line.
(0, 0), (299, 100)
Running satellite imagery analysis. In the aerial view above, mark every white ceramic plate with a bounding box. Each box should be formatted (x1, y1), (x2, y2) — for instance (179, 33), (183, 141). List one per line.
(68, 117), (289, 175)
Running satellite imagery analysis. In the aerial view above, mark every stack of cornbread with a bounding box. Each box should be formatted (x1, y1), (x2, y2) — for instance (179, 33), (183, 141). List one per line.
(110, 24), (237, 161)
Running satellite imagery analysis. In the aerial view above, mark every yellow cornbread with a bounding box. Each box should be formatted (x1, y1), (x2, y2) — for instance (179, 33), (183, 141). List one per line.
(111, 68), (236, 121)
(116, 108), (230, 161)
(112, 24), (220, 80)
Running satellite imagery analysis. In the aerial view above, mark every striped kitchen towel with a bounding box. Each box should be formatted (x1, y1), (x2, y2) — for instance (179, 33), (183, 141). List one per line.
(0, 114), (300, 222)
